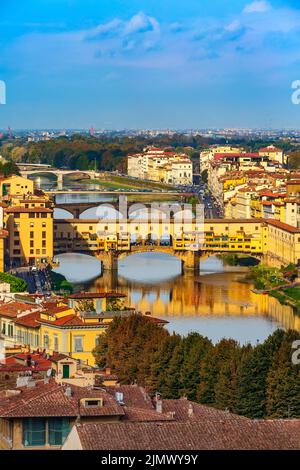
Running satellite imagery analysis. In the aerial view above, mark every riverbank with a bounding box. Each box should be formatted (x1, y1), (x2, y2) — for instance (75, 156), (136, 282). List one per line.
(83, 174), (176, 192)
(246, 263), (300, 309)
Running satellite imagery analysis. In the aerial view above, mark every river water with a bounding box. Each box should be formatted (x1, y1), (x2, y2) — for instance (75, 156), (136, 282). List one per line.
(34, 175), (300, 345)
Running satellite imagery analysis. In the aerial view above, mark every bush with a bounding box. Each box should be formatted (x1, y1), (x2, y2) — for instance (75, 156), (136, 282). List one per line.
(0, 272), (27, 292)
(50, 271), (73, 293)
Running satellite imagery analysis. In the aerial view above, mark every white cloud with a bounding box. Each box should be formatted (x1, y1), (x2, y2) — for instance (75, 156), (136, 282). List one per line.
(123, 12), (159, 36)
(225, 20), (241, 32)
(243, 1), (271, 14)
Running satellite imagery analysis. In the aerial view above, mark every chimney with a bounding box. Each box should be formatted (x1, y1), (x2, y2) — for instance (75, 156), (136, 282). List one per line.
(105, 367), (111, 376)
(65, 386), (72, 398)
(155, 393), (162, 414)
(188, 403), (194, 418)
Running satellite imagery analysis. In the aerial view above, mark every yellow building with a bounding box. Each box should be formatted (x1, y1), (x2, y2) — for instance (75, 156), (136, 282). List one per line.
(38, 293), (129, 365)
(5, 204), (53, 267)
(0, 175), (34, 198)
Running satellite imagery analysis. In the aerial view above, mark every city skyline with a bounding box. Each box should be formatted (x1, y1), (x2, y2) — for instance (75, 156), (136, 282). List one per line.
(1, 0), (300, 129)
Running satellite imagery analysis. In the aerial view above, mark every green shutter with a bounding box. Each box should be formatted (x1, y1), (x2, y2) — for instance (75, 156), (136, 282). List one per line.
(48, 418), (70, 446)
(23, 418), (46, 447)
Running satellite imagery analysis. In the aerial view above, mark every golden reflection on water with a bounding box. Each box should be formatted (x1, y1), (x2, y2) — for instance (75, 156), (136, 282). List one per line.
(91, 269), (300, 334)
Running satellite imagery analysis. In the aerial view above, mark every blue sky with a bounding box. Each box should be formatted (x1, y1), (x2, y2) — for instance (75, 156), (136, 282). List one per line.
(1, 0), (300, 129)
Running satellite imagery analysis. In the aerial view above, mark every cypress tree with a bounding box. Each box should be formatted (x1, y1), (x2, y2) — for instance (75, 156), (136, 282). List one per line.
(266, 330), (300, 418)
(236, 329), (286, 418)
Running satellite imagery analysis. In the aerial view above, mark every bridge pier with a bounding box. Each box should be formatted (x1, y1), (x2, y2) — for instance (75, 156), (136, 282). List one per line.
(181, 251), (200, 275)
(57, 174), (63, 191)
(98, 251), (119, 272)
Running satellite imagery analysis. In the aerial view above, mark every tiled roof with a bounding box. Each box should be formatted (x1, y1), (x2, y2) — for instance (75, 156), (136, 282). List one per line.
(267, 219), (300, 233)
(0, 301), (41, 319)
(123, 407), (174, 422)
(68, 292), (126, 299)
(0, 382), (78, 418)
(161, 398), (247, 422)
(13, 311), (41, 328)
(38, 314), (104, 328)
(6, 206), (52, 213)
(105, 385), (155, 410)
(0, 382), (125, 419)
(74, 419), (300, 450)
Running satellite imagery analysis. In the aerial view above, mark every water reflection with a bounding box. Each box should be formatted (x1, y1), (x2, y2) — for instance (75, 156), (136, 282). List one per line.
(53, 252), (300, 344)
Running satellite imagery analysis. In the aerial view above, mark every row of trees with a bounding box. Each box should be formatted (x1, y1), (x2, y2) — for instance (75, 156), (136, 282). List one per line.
(1, 134), (292, 173)
(93, 315), (300, 419)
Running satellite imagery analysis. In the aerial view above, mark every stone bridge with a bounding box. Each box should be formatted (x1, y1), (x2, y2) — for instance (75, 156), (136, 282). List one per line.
(54, 199), (196, 219)
(20, 169), (98, 189)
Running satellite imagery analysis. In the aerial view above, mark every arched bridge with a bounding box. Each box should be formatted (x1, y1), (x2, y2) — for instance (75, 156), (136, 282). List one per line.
(20, 169), (98, 187)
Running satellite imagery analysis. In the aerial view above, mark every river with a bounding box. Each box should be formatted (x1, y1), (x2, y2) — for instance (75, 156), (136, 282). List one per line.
(35, 175), (300, 345)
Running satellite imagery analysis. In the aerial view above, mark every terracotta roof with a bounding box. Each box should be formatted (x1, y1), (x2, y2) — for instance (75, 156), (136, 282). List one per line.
(6, 206), (52, 213)
(105, 385), (154, 410)
(267, 219), (300, 233)
(145, 316), (169, 325)
(161, 398), (247, 422)
(0, 301), (41, 319)
(123, 407), (174, 423)
(13, 311), (41, 328)
(259, 147), (282, 152)
(0, 382), (126, 419)
(68, 292), (126, 300)
(38, 314), (105, 328)
(73, 419), (300, 450)
(0, 382), (78, 418)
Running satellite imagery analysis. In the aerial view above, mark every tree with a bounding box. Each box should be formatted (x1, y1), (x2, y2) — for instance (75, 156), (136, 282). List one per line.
(266, 330), (300, 418)
(148, 334), (181, 396)
(93, 315), (169, 385)
(214, 344), (252, 412)
(197, 338), (240, 406)
(236, 329), (286, 418)
(179, 333), (213, 401)
(0, 272), (27, 292)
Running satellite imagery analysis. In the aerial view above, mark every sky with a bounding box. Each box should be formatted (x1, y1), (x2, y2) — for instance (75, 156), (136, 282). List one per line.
(1, 0), (300, 129)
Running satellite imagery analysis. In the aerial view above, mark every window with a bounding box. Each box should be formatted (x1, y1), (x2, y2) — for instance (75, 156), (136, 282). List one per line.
(30, 240), (34, 248)
(74, 336), (83, 352)
(1, 322), (6, 335)
(42, 231), (46, 239)
(23, 418), (46, 447)
(8, 324), (13, 337)
(53, 335), (58, 351)
(48, 418), (70, 446)
(43, 334), (49, 349)
(85, 400), (101, 407)
(30, 231), (34, 238)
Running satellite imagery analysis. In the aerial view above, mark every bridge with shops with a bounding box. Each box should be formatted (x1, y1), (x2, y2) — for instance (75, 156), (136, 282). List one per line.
(53, 217), (273, 274)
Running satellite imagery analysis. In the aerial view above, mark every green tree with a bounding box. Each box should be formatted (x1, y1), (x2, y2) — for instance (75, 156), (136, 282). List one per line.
(93, 315), (169, 385)
(0, 272), (27, 292)
(266, 330), (300, 418)
(148, 334), (181, 396)
(236, 329), (286, 418)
